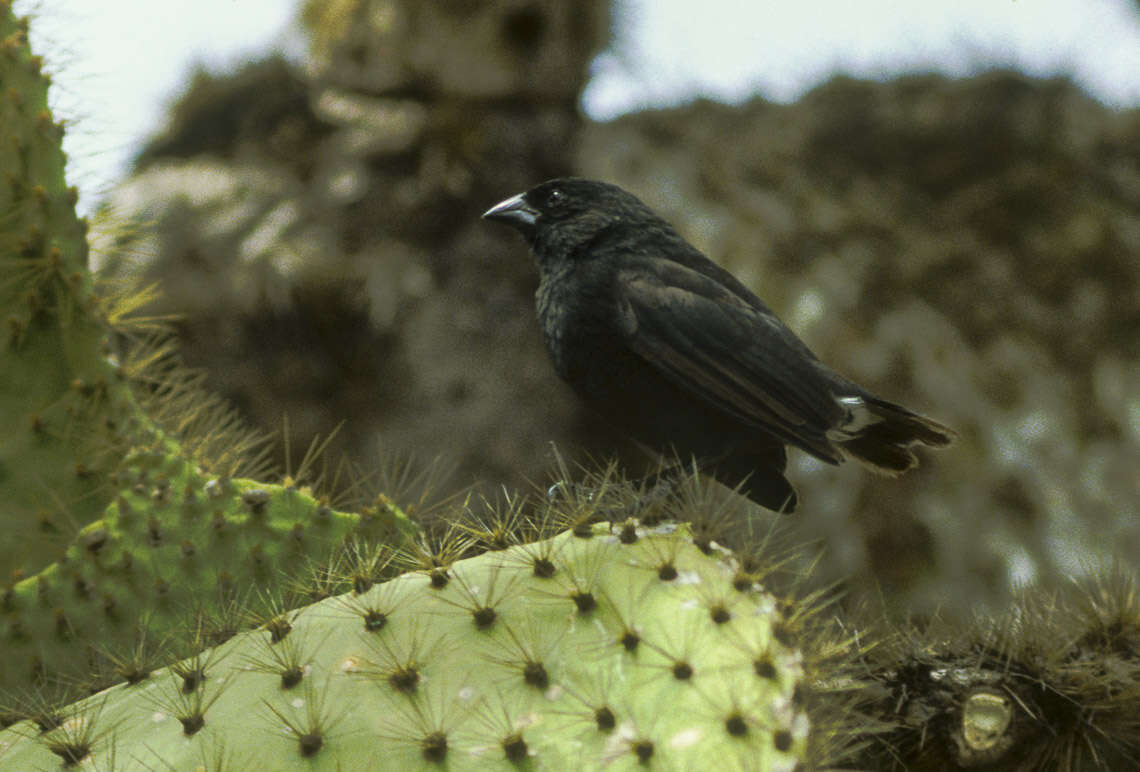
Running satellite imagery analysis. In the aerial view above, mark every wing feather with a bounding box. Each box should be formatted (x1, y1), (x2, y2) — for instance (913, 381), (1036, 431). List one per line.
(616, 260), (843, 463)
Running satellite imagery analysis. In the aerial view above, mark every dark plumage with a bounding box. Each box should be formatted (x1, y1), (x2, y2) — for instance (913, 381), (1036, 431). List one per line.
(482, 178), (954, 513)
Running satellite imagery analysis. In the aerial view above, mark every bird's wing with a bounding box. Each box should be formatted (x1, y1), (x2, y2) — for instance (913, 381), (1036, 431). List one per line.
(614, 259), (843, 463)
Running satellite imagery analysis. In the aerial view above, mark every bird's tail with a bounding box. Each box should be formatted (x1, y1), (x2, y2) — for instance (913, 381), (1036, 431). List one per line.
(832, 395), (955, 475)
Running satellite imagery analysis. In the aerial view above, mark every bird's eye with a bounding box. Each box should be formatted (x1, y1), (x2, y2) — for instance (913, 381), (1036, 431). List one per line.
(546, 188), (565, 208)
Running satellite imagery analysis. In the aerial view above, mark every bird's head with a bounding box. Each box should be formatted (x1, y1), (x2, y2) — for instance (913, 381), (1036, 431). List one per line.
(482, 178), (661, 266)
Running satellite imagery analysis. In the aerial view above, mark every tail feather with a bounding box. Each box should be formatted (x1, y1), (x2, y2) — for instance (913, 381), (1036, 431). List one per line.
(834, 396), (955, 476)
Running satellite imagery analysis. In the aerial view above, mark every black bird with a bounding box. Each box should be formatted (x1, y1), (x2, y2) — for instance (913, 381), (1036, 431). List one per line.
(482, 178), (954, 513)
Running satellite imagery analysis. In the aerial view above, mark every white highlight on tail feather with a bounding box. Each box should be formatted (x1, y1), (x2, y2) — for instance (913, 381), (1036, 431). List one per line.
(826, 396), (882, 441)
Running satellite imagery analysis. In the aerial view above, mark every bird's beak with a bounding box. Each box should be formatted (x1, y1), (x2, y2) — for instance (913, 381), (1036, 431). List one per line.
(482, 193), (539, 233)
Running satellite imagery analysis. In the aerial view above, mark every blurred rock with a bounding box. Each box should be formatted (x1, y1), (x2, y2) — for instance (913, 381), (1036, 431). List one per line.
(95, 0), (616, 506)
(579, 72), (1140, 615)
(302, 0), (608, 99)
(94, 4), (1140, 619)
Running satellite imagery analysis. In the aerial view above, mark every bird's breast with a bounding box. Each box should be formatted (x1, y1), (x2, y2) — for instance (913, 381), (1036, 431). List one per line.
(535, 269), (618, 384)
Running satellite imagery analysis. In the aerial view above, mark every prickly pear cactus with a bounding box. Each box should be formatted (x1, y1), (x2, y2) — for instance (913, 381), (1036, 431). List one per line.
(0, 431), (417, 693)
(0, 0), (417, 697)
(0, 523), (808, 770)
(0, 1), (124, 576)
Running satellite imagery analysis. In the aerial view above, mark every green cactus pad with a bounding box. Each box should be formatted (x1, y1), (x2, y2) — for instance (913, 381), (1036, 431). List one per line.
(0, 523), (808, 770)
(0, 433), (416, 692)
(0, 1), (418, 696)
(0, 1), (128, 575)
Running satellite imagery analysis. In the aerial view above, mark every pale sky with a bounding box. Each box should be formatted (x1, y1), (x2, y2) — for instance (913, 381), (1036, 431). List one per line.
(18, 0), (1140, 214)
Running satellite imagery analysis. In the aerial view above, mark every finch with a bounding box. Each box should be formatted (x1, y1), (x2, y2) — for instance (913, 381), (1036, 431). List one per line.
(483, 178), (954, 513)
